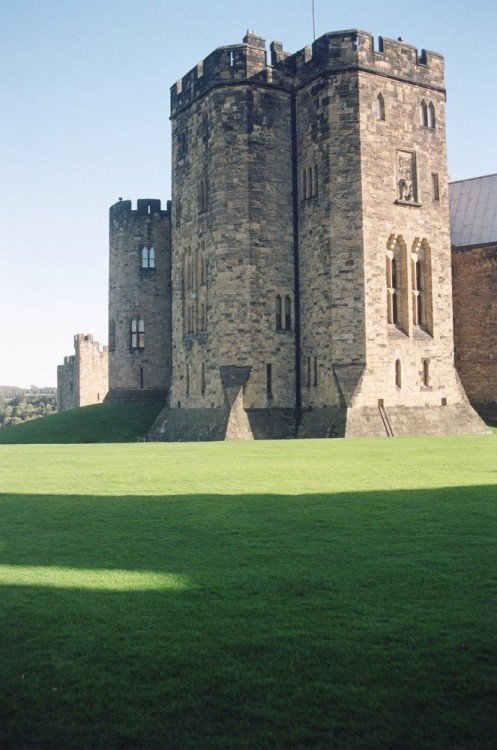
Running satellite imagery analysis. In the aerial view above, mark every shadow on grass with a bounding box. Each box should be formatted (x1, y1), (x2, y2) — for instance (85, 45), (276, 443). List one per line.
(1, 486), (497, 750)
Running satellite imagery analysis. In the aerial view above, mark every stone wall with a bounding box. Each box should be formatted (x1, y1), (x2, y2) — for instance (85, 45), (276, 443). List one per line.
(107, 199), (171, 403)
(57, 355), (77, 411)
(169, 31), (295, 422)
(452, 244), (497, 416)
(57, 334), (108, 412)
(75, 334), (108, 407)
(138, 29), (488, 439)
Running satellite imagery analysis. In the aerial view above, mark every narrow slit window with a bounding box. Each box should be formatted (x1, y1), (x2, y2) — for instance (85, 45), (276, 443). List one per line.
(201, 363), (206, 395)
(313, 165), (318, 197)
(420, 100), (428, 127)
(313, 357), (318, 387)
(428, 102), (436, 129)
(109, 319), (115, 352)
(306, 356), (311, 388)
(432, 173), (440, 201)
(395, 359), (401, 389)
(266, 364), (272, 398)
(275, 295), (282, 329)
(423, 359), (430, 387)
(185, 364), (190, 396)
(376, 93), (385, 121)
(284, 296), (291, 330)
(139, 367), (144, 389)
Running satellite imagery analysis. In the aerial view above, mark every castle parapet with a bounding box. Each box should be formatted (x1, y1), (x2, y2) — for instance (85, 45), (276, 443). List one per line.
(109, 198), (171, 220)
(281, 30), (444, 90)
(171, 32), (270, 117)
(171, 29), (445, 116)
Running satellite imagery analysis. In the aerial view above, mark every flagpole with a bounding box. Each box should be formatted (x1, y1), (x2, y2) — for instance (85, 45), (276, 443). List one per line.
(312, 0), (316, 40)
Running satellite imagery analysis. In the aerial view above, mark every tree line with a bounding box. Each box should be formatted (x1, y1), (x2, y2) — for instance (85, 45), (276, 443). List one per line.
(0, 386), (57, 428)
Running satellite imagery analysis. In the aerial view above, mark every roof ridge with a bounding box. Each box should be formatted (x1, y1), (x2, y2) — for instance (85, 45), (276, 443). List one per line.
(450, 173), (497, 185)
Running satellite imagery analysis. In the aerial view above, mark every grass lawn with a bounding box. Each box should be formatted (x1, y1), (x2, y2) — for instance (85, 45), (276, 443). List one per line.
(1, 435), (497, 749)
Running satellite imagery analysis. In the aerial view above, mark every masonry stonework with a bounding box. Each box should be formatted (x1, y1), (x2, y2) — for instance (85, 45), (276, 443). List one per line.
(57, 334), (108, 412)
(97, 29), (487, 439)
(452, 245), (497, 418)
(150, 29), (487, 439)
(106, 199), (172, 404)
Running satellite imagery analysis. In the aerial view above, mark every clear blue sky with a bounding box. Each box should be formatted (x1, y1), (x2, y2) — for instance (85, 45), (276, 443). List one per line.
(1, 0), (496, 387)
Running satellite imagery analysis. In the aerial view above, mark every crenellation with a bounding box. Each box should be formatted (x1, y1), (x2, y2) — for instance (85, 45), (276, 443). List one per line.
(106, 197), (172, 404)
(57, 334), (108, 411)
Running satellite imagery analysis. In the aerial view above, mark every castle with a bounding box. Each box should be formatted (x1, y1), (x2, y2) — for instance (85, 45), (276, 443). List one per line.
(58, 29), (489, 439)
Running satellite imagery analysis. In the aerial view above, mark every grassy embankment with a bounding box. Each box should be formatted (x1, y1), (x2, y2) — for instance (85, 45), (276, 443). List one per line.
(1, 435), (497, 748)
(0, 402), (164, 444)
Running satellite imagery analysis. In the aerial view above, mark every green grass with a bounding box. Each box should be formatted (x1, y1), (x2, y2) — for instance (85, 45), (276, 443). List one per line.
(1, 435), (497, 749)
(0, 402), (164, 444)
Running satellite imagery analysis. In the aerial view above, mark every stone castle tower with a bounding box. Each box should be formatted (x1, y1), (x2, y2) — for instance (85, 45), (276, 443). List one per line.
(106, 198), (172, 403)
(57, 334), (108, 412)
(111, 29), (487, 439)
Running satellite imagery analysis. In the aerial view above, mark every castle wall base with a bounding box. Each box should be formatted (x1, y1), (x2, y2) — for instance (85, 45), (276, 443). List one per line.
(104, 389), (167, 405)
(148, 401), (488, 442)
(344, 403), (489, 438)
(148, 407), (296, 442)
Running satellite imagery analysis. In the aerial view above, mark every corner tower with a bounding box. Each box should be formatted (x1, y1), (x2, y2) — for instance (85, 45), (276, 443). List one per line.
(163, 32), (296, 439)
(107, 199), (172, 403)
(292, 31), (486, 436)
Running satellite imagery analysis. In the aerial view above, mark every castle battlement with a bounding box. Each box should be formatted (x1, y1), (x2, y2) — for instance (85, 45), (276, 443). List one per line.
(171, 29), (445, 116)
(74, 334), (108, 354)
(280, 31), (444, 89)
(109, 198), (171, 220)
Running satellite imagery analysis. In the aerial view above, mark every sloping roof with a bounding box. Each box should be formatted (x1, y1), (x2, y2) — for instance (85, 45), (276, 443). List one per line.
(450, 173), (497, 248)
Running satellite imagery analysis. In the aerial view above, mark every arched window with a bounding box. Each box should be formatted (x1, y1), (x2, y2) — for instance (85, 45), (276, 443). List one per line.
(420, 100), (428, 127)
(395, 359), (401, 389)
(149, 247), (155, 268)
(376, 93), (385, 121)
(386, 255), (399, 325)
(284, 295), (291, 329)
(427, 102), (436, 129)
(386, 236), (407, 331)
(412, 239), (433, 333)
(141, 247), (148, 268)
(412, 251), (424, 326)
(275, 295), (282, 329)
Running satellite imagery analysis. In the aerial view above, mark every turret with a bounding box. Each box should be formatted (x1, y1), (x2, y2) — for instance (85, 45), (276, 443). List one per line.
(106, 198), (172, 403)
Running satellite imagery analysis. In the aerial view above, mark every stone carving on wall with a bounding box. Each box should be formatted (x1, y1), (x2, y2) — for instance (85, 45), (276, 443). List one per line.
(397, 150), (418, 204)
